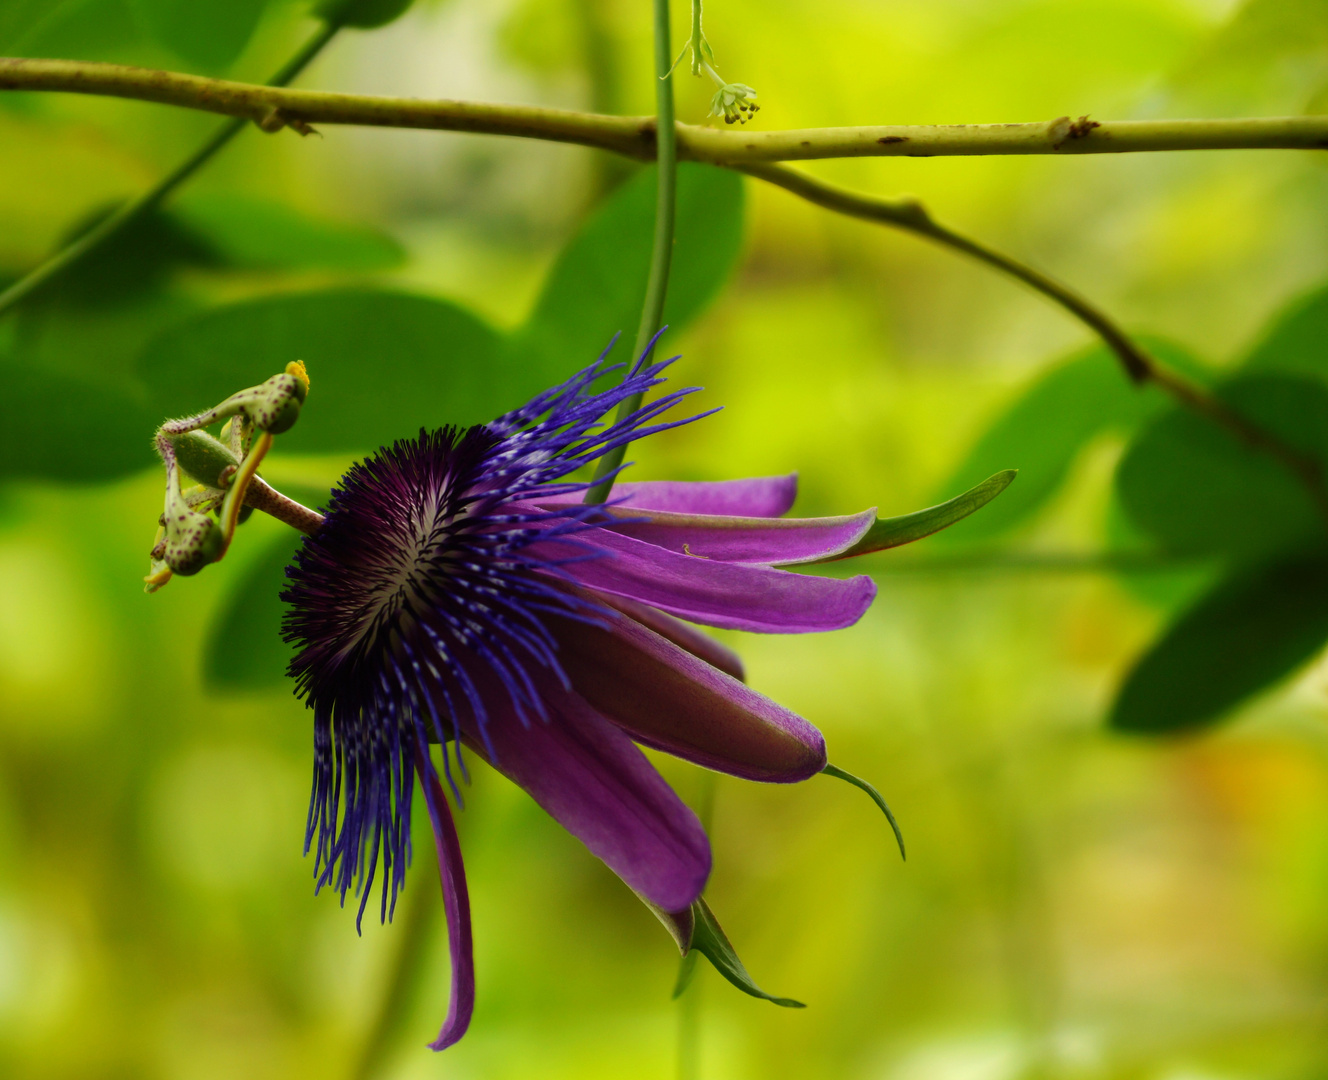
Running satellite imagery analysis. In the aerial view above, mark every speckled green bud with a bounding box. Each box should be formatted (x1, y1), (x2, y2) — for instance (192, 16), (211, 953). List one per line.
(246, 372), (305, 434)
(169, 430), (240, 489)
(162, 505), (226, 576)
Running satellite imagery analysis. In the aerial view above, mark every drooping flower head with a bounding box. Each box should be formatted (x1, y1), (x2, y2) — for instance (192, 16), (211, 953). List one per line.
(281, 347), (886, 1049)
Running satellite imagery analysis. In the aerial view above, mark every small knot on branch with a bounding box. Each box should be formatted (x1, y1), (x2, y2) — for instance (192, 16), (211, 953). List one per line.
(257, 106), (318, 137)
(1049, 114), (1100, 151)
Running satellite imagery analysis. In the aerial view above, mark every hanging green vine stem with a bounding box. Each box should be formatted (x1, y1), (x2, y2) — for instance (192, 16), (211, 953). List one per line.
(583, 0), (678, 505)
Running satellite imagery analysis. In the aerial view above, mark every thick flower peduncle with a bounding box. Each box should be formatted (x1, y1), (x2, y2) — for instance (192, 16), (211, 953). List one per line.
(667, 0), (760, 125)
(144, 361), (324, 593)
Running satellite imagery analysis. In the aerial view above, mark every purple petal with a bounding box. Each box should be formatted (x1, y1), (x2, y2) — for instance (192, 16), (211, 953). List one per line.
(414, 737), (474, 1052)
(538, 475), (798, 517)
(597, 592), (745, 681)
(541, 529), (877, 633)
(592, 506), (876, 565)
(552, 607), (827, 782)
(460, 673), (710, 912)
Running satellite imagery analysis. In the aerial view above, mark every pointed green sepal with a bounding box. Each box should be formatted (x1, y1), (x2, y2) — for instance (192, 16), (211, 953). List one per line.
(822, 763), (906, 861)
(819, 470), (1017, 562)
(685, 897), (805, 1008)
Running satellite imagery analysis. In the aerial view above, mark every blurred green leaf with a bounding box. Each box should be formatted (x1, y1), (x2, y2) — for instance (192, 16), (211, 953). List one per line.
(513, 163), (745, 373)
(0, 0), (73, 52)
(1243, 281), (1328, 380)
(934, 340), (1204, 543)
(314, 0), (414, 30)
(138, 289), (507, 455)
(129, 0), (271, 70)
(205, 528), (305, 689)
(1115, 372), (1328, 561)
(1103, 491), (1218, 611)
(1, 0), (143, 60)
(1110, 554), (1328, 734)
(14, 288), (202, 387)
(10, 204), (211, 382)
(1171, 0), (1328, 113)
(40, 203), (219, 309)
(0, 361), (156, 481)
(173, 194), (405, 272)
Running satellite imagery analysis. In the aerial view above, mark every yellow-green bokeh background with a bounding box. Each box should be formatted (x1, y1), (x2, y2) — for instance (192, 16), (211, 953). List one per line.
(5, 0), (1328, 1076)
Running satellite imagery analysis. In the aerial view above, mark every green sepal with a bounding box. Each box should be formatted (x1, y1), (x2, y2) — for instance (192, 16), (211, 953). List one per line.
(817, 470), (1017, 562)
(313, 0), (415, 29)
(168, 430), (239, 489)
(677, 897), (805, 1009)
(822, 763), (905, 860)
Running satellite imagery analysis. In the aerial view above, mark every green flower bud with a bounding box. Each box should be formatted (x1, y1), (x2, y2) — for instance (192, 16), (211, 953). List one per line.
(168, 430), (240, 489)
(247, 372), (305, 434)
(162, 504), (226, 576)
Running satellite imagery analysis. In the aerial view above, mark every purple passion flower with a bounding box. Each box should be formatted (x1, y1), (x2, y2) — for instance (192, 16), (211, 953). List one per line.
(281, 353), (878, 1049)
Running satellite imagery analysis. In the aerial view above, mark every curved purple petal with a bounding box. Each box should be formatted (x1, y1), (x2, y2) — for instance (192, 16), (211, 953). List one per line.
(414, 738), (474, 1052)
(460, 672), (710, 912)
(591, 506), (876, 565)
(541, 529), (877, 633)
(551, 607), (826, 782)
(538, 475), (798, 517)
(597, 592), (745, 681)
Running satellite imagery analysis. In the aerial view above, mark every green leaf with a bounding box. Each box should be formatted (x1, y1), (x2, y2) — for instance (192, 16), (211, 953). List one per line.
(0, 0), (79, 53)
(512, 163), (744, 374)
(204, 528), (307, 689)
(173, 194), (405, 271)
(823, 471), (1017, 561)
(129, 0), (271, 70)
(1243, 280), (1328, 380)
(1110, 554), (1328, 734)
(37, 202), (219, 309)
(137, 289), (507, 455)
(681, 897), (805, 1009)
(0, 361), (156, 481)
(313, 0), (415, 30)
(1115, 372), (1328, 561)
(934, 340), (1205, 543)
(2, 0), (142, 61)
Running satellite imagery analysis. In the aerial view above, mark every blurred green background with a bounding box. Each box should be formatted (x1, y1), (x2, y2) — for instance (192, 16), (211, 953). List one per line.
(7, 0), (1328, 1076)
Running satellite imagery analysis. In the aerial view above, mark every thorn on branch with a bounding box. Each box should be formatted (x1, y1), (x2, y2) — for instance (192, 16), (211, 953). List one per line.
(257, 106), (318, 137)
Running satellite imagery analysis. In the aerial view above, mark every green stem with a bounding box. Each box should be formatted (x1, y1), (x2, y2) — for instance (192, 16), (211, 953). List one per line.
(349, 841), (438, 1080)
(0, 22), (340, 319)
(689, 0), (703, 77)
(738, 161), (1328, 523)
(675, 770), (717, 1080)
(8, 60), (1328, 159)
(583, 0), (677, 504)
